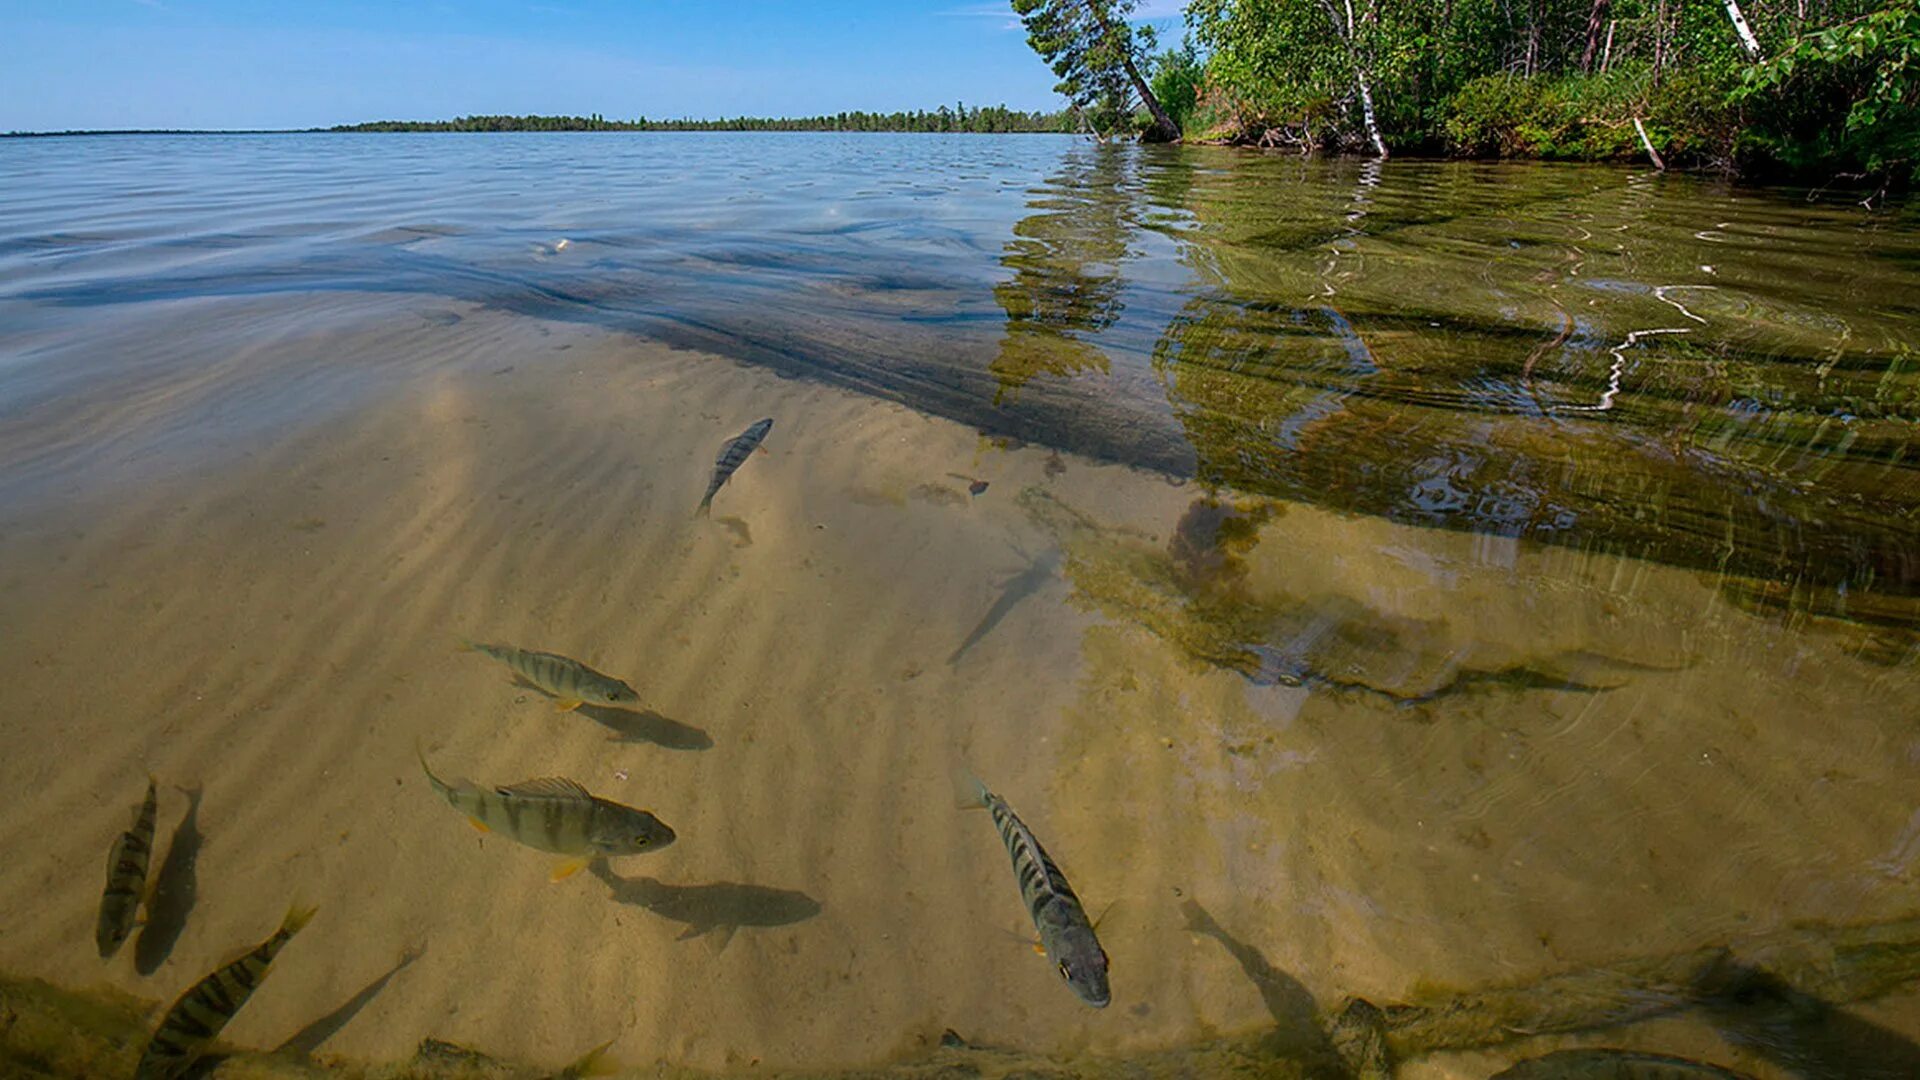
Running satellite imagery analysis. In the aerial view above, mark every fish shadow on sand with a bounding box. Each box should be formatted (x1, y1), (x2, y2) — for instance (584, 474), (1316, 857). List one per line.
(715, 515), (752, 547)
(1180, 899), (1336, 1062)
(274, 945), (425, 1059)
(578, 704), (714, 751)
(513, 678), (713, 750)
(1694, 957), (1920, 1080)
(134, 784), (204, 975)
(948, 547), (1062, 664)
(590, 862), (820, 950)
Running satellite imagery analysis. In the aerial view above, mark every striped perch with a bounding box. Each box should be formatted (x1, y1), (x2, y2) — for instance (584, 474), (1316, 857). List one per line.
(960, 772), (1111, 1008)
(95, 775), (158, 959)
(696, 417), (773, 517)
(133, 904), (315, 1080)
(419, 743), (675, 882)
(461, 639), (640, 712)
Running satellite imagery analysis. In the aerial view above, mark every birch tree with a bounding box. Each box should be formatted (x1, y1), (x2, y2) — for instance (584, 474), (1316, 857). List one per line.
(1723, 0), (1766, 58)
(1318, 0), (1389, 157)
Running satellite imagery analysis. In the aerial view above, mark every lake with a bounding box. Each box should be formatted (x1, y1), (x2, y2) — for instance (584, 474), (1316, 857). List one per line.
(0, 132), (1915, 1079)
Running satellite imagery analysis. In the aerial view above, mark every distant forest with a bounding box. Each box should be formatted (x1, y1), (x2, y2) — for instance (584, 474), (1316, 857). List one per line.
(331, 105), (1076, 134)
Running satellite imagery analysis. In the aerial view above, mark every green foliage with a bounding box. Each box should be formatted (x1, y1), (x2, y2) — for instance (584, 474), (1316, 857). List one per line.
(331, 106), (1075, 134)
(1185, 0), (1913, 181)
(1188, 0), (1352, 147)
(1736, 2), (1920, 177)
(1443, 66), (1739, 165)
(1011, 0), (1180, 140)
(1149, 40), (1207, 134)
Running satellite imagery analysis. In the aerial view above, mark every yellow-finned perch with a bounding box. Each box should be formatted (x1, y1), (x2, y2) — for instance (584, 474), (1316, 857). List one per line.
(280, 903), (318, 937)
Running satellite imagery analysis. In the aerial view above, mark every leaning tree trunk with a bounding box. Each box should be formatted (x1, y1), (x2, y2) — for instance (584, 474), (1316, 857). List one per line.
(1722, 0), (1763, 58)
(1117, 48), (1182, 141)
(1084, 1), (1179, 143)
(1581, 0), (1612, 72)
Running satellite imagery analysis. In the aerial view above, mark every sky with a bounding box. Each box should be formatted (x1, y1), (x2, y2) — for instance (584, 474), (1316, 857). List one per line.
(0, 0), (1186, 132)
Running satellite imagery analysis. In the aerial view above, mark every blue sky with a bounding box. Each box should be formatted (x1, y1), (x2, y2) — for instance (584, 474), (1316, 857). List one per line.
(0, 1), (1185, 131)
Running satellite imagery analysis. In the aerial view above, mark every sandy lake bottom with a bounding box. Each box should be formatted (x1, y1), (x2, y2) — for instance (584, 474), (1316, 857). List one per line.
(0, 287), (1915, 1078)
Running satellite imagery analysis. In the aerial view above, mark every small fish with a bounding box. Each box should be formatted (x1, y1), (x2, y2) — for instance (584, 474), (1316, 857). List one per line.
(419, 743), (675, 881)
(696, 417), (773, 517)
(96, 774), (158, 959)
(1491, 1049), (1757, 1079)
(461, 639), (639, 712)
(550, 1038), (618, 1079)
(957, 771), (1109, 1007)
(946, 472), (990, 496)
(133, 904), (316, 1080)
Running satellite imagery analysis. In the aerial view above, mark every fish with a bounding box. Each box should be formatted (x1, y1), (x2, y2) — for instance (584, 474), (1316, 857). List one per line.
(1490, 1049), (1757, 1079)
(135, 783), (204, 975)
(461, 639), (640, 712)
(96, 774), (158, 959)
(418, 743), (675, 881)
(696, 417), (773, 516)
(133, 904), (316, 1080)
(549, 1038), (618, 1079)
(957, 771), (1109, 1007)
(946, 472), (990, 496)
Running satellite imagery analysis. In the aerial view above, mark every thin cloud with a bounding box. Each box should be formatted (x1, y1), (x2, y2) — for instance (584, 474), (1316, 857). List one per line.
(936, 3), (1029, 30)
(936, 2), (1023, 30)
(938, 1), (1187, 32)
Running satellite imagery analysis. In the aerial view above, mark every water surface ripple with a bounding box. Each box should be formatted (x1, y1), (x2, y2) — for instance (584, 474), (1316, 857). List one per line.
(3, 134), (1915, 630)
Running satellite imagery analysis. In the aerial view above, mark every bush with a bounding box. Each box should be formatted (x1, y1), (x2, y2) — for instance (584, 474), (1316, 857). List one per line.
(1150, 43), (1207, 135)
(1443, 66), (1741, 165)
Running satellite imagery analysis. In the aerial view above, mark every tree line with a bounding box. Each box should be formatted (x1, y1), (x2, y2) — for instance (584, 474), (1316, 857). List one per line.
(331, 105), (1075, 134)
(1011, 0), (1918, 181)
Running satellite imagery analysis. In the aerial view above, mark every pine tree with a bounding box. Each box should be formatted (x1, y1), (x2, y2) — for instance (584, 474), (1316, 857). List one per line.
(1010, 0), (1180, 141)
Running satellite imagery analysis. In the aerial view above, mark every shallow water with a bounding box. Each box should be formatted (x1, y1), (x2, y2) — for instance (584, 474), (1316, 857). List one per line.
(0, 133), (1916, 1078)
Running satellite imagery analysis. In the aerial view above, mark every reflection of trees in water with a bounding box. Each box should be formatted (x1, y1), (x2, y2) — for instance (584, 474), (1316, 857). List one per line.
(988, 148), (1136, 402)
(1144, 166), (1920, 629)
(981, 150), (1916, 627)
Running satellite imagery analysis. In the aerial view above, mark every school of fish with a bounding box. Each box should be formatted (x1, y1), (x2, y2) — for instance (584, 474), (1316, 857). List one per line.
(71, 414), (1788, 1079)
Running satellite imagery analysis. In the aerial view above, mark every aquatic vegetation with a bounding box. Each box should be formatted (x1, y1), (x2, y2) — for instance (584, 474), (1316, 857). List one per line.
(1327, 998), (1392, 1080)
(1019, 487), (1625, 703)
(13, 907), (1920, 1075)
(1490, 1049), (1756, 1078)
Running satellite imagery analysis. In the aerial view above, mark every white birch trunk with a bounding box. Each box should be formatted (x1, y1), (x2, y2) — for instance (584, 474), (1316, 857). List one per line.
(1632, 116), (1667, 171)
(1328, 0), (1389, 158)
(1722, 0), (1763, 59)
